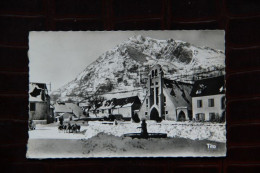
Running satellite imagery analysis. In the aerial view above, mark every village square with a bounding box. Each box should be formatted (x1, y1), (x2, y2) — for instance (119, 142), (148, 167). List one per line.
(27, 64), (226, 158)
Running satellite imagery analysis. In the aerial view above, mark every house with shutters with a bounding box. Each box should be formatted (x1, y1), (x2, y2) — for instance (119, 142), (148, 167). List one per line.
(138, 64), (193, 121)
(29, 82), (51, 122)
(190, 76), (225, 122)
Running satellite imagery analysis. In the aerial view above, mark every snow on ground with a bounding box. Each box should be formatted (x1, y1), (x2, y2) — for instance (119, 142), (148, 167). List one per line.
(27, 121), (226, 158)
(29, 121), (226, 143)
(27, 133), (226, 158)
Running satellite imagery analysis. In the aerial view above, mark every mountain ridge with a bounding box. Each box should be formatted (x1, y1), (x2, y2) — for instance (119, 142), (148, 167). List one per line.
(52, 35), (225, 102)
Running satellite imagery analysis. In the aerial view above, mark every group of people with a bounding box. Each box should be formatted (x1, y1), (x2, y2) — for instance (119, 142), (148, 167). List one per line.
(58, 122), (81, 133)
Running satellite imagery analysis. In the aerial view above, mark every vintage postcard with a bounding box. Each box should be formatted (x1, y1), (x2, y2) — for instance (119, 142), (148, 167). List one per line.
(27, 31), (226, 158)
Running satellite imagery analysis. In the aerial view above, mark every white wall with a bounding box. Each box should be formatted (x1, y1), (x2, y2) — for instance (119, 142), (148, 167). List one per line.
(94, 109), (111, 118)
(192, 94), (225, 121)
(29, 102), (49, 120)
(113, 107), (132, 118)
(163, 88), (177, 120)
(92, 107), (132, 118)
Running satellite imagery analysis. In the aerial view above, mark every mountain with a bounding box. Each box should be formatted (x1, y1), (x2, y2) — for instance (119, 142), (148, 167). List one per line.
(52, 35), (225, 102)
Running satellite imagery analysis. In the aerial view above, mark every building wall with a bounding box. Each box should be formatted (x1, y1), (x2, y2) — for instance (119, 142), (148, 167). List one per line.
(192, 94), (225, 121)
(93, 106), (133, 118)
(163, 88), (178, 120)
(138, 97), (149, 120)
(113, 106), (132, 118)
(93, 109), (111, 118)
(29, 102), (49, 120)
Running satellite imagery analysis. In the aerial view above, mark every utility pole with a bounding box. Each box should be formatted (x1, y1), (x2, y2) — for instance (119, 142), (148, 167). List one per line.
(47, 82), (51, 92)
(139, 65), (141, 85)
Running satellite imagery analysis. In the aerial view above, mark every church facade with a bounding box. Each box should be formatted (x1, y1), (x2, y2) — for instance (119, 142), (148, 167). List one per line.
(138, 65), (193, 121)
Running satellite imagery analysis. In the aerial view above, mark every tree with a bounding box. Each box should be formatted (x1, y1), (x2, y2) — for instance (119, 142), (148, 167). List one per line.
(50, 93), (61, 102)
(89, 95), (105, 111)
(132, 112), (140, 123)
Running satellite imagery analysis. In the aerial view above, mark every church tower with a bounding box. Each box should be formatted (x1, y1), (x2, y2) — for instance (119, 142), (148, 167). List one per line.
(146, 64), (165, 120)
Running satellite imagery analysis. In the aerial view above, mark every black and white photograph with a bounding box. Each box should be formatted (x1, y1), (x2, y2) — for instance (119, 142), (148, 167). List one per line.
(27, 31), (226, 158)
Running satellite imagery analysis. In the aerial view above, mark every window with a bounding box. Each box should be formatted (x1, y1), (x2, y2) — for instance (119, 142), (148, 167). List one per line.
(155, 82), (159, 85)
(145, 112), (148, 115)
(221, 96), (225, 109)
(156, 87), (159, 96)
(150, 88), (154, 106)
(102, 110), (104, 113)
(152, 70), (154, 77)
(146, 99), (148, 107)
(151, 88), (154, 95)
(165, 111), (168, 115)
(209, 113), (215, 121)
(197, 100), (202, 108)
(30, 103), (35, 111)
(155, 87), (159, 105)
(195, 113), (205, 121)
(155, 69), (158, 76)
(208, 99), (214, 107)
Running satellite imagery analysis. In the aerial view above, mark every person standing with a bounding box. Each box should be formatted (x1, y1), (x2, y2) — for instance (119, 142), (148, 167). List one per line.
(141, 119), (148, 138)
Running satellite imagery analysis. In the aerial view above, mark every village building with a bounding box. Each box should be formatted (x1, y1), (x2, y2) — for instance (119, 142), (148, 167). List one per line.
(54, 102), (84, 121)
(190, 75), (225, 122)
(90, 96), (141, 120)
(29, 82), (52, 123)
(138, 65), (193, 121)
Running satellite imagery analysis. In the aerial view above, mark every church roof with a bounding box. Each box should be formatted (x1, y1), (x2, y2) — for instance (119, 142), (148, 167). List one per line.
(163, 79), (193, 108)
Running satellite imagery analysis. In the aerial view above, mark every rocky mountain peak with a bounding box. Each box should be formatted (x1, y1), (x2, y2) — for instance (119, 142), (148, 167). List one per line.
(52, 36), (225, 102)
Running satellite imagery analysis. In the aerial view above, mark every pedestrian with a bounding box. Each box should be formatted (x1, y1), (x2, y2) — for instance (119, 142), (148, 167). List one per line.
(141, 119), (148, 138)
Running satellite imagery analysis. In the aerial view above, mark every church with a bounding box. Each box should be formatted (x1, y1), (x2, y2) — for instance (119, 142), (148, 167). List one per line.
(138, 65), (193, 121)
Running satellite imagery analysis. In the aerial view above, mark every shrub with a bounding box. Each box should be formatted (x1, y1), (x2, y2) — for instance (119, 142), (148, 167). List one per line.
(132, 113), (140, 123)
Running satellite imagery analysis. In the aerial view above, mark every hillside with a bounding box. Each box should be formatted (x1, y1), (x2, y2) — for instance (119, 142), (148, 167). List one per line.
(52, 35), (225, 102)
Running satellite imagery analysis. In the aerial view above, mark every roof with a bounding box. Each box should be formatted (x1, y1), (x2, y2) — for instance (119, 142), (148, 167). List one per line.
(96, 96), (141, 110)
(56, 112), (74, 119)
(190, 76), (225, 97)
(54, 102), (84, 118)
(30, 82), (47, 90)
(113, 96), (141, 107)
(29, 83), (49, 102)
(54, 103), (72, 113)
(79, 102), (90, 107)
(163, 79), (193, 108)
(65, 103), (83, 117)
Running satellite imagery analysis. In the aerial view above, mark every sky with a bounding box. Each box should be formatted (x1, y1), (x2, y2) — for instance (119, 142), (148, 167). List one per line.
(29, 30), (225, 91)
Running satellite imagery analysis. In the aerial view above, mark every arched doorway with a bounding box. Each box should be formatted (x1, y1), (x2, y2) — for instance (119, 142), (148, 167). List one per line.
(177, 111), (186, 121)
(150, 108), (160, 121)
